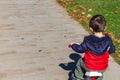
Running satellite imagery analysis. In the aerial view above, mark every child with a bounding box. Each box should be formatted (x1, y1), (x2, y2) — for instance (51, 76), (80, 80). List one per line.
(68, 15), (115, 80)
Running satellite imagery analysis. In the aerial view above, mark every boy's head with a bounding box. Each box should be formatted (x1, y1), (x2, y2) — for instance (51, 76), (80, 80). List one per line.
(89, 15), (106, 32)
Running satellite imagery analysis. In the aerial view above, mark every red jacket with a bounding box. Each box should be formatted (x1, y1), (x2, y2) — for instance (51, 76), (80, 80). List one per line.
(71, 35), (115, 70)
(84, 50), (109, 70)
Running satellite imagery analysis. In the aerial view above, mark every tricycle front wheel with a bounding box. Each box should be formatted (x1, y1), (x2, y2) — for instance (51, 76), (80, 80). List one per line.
(85, 76), (96, 80)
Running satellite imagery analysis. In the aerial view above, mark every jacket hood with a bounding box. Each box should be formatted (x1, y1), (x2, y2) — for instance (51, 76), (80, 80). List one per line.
(85, 34), (110, 55)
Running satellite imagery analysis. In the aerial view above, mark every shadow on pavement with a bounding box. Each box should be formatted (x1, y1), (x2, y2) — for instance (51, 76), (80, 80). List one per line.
(59, 53), (82, 80)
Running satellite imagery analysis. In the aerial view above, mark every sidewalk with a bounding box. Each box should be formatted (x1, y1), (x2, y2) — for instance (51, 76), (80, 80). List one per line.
(0, 0), (119, 80)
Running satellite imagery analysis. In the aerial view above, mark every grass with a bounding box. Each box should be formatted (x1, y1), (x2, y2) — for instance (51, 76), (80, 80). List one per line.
(57, 0), (120, 64)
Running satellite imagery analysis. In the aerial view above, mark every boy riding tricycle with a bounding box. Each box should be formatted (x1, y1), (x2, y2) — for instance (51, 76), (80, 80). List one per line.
(68, 15), (115, 80)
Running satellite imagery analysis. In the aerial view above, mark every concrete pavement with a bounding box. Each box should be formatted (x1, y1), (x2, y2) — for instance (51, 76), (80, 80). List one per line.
(0, 0), (119, 80)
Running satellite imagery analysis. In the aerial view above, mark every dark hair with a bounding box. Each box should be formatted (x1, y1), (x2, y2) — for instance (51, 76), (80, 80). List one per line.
(89, 15), (106, 32)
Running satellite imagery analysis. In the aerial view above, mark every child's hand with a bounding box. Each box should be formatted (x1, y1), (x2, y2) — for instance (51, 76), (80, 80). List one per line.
(68, 42), (80, 48)
(68, 42), (81, 48)
(68, 42), (75, 48)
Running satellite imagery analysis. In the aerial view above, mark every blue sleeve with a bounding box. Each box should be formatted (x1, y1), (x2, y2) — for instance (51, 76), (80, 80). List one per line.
(71, 40), (87, 53)
(109, 38), (115, 54)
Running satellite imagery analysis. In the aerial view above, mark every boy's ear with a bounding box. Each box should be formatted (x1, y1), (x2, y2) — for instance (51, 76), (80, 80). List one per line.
(89, 27), (93, 31)
(104, 26), (107, 31)
(88, 27), (94, 34)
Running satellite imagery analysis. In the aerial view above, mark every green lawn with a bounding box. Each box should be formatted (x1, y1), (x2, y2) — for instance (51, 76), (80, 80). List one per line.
(57, 0), (120, 64)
